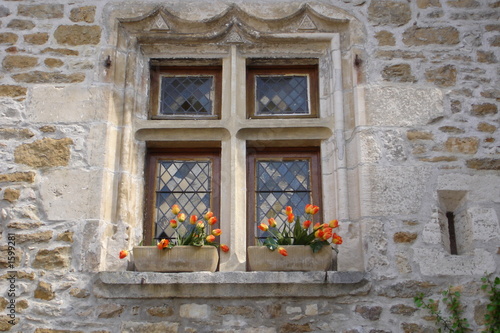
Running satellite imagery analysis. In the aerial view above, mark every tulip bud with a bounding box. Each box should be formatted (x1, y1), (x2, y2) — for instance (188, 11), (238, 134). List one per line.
(177, 213), (186, 222)
(211, 228), (222, 236)
(171, 204), (181, 215)
(268, 218), (277, 228)
(277, 247), (288, 256)
(119, 250), (129, 259)
(220, 244), (230, 252)
(190, 215), (198, 225)
(206, 234), (216, 243)
(258, 223), (269, 232)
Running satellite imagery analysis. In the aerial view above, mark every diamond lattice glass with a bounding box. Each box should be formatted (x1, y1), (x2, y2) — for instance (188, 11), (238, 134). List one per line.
(155, 160), (212, 239)
(255, 159), (311, 239)
(160, 76), (214, 115)
(255, 75), (309, 115)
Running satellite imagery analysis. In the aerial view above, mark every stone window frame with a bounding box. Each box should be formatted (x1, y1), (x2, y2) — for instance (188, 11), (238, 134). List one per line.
(106, 4), (366, 275)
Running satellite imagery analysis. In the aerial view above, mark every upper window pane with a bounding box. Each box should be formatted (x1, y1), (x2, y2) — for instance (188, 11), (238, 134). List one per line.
(247, 63), (319, 119)
(255, 75), (310, 115)
(150, 63), (222, 119)
(160, 76), (214, 115)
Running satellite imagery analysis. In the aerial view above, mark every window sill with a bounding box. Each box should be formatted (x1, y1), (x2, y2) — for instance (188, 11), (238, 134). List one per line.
(94, 271), (369, 299)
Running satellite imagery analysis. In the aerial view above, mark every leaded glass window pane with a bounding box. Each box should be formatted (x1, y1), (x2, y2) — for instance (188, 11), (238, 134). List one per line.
(255, 159), (312, 239)
(154, 160), (212, 240)
(160, 76), (214, 115)
(255, 75), (310, 115)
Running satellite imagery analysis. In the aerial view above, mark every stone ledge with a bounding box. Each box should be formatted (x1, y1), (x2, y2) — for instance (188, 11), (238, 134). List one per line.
(94, 271), (369, 299)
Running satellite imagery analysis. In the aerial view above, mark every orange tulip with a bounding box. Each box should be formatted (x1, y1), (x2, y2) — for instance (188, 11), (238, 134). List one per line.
(332, 233), (343, 245)
(177, 213), (186, 222)
(197, 221), (205, 229)
(268, 218), (277, 228)
(315, 229), (324, 239)
(171, 204), (181, 215)
(220, 244), (230, 252)
(206, 234), (216, 243)
(277, 247), (288, 256)
(329, 219), (339, 229)
(310, 205), (320, 215)
(204, 211), (214, 220)
(287, 214), (295, 223)
(258, 223), (269, 232)
(157, 239), (169, 249)
(208, 216), (217, 225)
(285, 206), (293, 215)
(303, 220), (312, 229)
(212, 228), (222, 236)
(190, 215), (198, 225)
(119, 250), (128, 259)
(170, 219), (178, 228)
(305, 204), (313, 214)
(313, 222), (322, 230)
(322, 227), (333, 240)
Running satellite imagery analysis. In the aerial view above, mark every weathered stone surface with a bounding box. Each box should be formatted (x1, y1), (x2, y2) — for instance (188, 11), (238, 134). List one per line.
(420, 156), (457, 162)
(69, 287), (90, 298)
(471, 103), (498, 116)
(417, 0), (441, 8)
(18, 5), (64, 19)
(7, 19), (35, 30)
(35, 330), (83, 333)
(0, 128), (34, 140)
(16, 231), (53, 243)
(14, 137), (73, 168)
(376, 280), (436, 298)
(70, 6), (96, 23)
(439, 126), (464, 134)
(44, 58), (64, 68)
(2, 55), (38, 70)
(447, 0), (480, 7)
(355, 305), (383, 321)
(29, 85), (110, 122)
(466, 158), (500, 170)
(361, 166), (432, 215)
(477, 122), (496, 133)
(0, 33), (18, 44)
(477, 51), (497, 63)
(0, 270), (35, 280)
(0, 85), (27, 98)
(57, 231), (74, 243)
(97, 304), (124, 318)
(12, 71), (85, 83)
(0, 5), (10, 17)
(40, 169), (102, 220)
(382, 64), (416, 83)
(279, 323), (312, 332)
(7, 221), (43, 230)
(41, 47), (79, 56)
(39, 125), (56, 133)
(0, 315), (19, 331)
(180, 303), (209, 319)
(32, 247), (70, 270)
(390, 304), (418, 316)
(403, 26), (460, 46)
(120, 322), (179, 333)
(34, 281), (55, 300)
(394, 232), (418, 243)
(444, 137), (479, 154)
(24, 33), (49, 45)
(0, 245), (21, 268)
(407, 130), (433, 140)
(3, 188), (20, 203)
(415, 248), (496, 276)
(425, 65), (457, 87)
(365, 86), (443, 127)
(0, 171), (35, 183)
(375, 31), (395, 46)
(54, 25), (101, 45)
(147, 305), (174, 317)
(368, 1), (411, 26)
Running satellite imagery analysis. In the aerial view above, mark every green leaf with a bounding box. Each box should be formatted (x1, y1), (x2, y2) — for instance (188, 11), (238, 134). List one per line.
(263, 237), (278, 251)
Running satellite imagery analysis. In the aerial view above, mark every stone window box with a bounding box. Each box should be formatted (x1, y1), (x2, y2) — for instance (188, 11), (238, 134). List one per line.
(94, 271), (369, 299)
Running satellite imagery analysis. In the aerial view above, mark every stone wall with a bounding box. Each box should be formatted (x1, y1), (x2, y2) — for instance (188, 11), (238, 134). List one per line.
(0, 0), (499, 332)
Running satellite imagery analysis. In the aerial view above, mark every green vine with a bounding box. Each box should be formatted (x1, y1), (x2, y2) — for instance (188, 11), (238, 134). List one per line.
(481, 275), (500, 333)
(414, 287), (470, 333)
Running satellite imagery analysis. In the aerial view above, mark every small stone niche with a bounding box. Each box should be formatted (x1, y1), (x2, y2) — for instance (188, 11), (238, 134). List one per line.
(437, 190), (471, 255)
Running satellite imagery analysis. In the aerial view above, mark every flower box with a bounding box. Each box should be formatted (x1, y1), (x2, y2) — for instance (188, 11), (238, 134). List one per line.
(247, 245), (334, 271)
(133, 245), (218, 272)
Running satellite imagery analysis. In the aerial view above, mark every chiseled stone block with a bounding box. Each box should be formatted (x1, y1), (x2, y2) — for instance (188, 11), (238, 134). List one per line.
(364, 86), (443, 126)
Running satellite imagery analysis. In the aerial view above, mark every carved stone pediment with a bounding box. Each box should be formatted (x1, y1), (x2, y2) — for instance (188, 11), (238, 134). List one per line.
(118, 4), (349, 44)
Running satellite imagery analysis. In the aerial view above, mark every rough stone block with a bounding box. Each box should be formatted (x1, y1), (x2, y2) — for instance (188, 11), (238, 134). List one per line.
(32, 247), (71, 270)
(368, 1), (411, 26)
(403, 26), (460, 46)
(18, 4), (64, 19)
(179, 303), (209, 319)
(34, 281), (55, 300)
(29, 86), (110, 123)
(12, 71), (85, 84)
(120, 322), (179, 333)
(0, 85), (27, 98)
(54, 25), (101, 45)
(415, 248), (496, 276)
(39, 169), (102, 220)
(14, 138), (73, 168)
(360, 166), (432, 215)
(365, 86), (443, 126)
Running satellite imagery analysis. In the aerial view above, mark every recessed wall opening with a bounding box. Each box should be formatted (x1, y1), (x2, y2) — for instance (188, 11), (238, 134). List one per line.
(438, 190), (470, 255)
